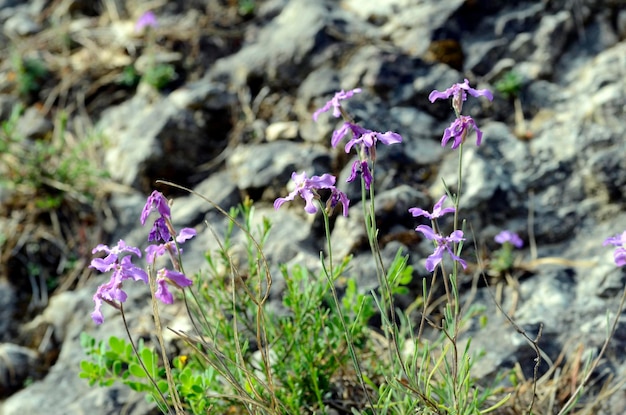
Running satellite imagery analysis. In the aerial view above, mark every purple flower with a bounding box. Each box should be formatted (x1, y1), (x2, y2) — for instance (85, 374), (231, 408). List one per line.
(345, 130), (403, 153)
(155, 268), (193, 304)
(142, 191), (173, 242)
(409, 195), (455, 220)
(441, 115), (483, 149)
(347, 159), (373, 190)
(416, 225), (467, 272)
(141, 190), (171, 225)
(327, 187), (350, 217)
(135, 11), (158, 32)
(90, 240), (142, 272)
(604, 231), (626, 267)
(331, 122), (403, 153)
(274, 171), (337, 214)
(91, 255), (148, 325)
(428, 79), (493, 105)
(147, 217), (171, 242)
(312, 88), (362, 121)
(495, 230), (524, 248)
(331, 122), (369, 148)
(145, 227), (196, 264)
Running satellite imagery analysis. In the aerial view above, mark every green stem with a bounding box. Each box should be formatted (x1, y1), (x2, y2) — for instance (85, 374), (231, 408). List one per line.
(319, 200), (374, 411)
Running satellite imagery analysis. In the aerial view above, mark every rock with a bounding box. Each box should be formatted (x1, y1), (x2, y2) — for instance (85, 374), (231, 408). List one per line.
(208, 0), (330, 88)
(226, 141), (331, 192)
(0, 343), (38, 397)
(99, 87), (233, 192)
(0, 279), (16, 343)
(14, 107), (53, 140)
(2, 10), (41, 36)
(265, 121), (299, 141)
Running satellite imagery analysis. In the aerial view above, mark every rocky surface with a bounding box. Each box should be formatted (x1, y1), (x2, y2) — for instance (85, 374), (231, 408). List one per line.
(1, 0), (626, 413)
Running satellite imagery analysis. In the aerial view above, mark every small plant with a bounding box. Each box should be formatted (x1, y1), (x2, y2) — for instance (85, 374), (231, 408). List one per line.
(494, 70), (522, 100)
(238, 0), (256, 17)
(134, 11), (177, 91)
(11, 52), (49, 98)
(494, 70), (531, 140)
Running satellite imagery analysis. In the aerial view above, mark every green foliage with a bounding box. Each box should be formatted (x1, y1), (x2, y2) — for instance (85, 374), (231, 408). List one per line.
(119, 65), (141, 88)
(238, 0), (256, 17)
(489, 243), (516, 275)
(0, 104), (108, 211)
(11, 53), (49, 98)
(494, 71), (522, 100)
(142, 63), (176, 90)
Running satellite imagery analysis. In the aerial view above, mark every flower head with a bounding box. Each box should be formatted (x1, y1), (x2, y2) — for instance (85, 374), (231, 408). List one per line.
(274, 171), (337, 214)
(141, 190), (171, 225)
(327, 187), (350, 217)
(416, 225), (467, 272)
(91, 240), (142, 272)
(312, 88), (362, 121)
(604, 231), (626, 267)
(409, 195), (455, 220)
(331, 122), (403, 153)
(142, 191), (173, 242)
(347, 159), (373, 190)
(135, 11), (158, 32)
(494, 230), (524, 248)
(441, 115), (483, 149)
(429, 78), (493, 113)
(145, 227), (196, 264)
(91, 253), (148, 324)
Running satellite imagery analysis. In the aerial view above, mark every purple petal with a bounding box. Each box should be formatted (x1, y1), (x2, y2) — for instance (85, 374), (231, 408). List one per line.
(301, 189), (319, 214)
(425, 246), (445, 272)
(155, 278), (173, 304)
(91, 295), (104, 325)
(163, 269), (193, 288)
(377, 131), (403, 145)
(176, 227), (196, 243)
(416, 224), (438, 241)
(309, 173), (336, 189)
(332, 123), (352, 148)
(428, 89), (452, 103)
(141, 191), (171, 225)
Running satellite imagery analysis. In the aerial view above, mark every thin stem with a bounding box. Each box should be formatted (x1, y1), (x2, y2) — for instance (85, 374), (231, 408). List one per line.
(319, 200), (374, 411)
(147, 263), (185, 415)
(120, 303), (172, 414)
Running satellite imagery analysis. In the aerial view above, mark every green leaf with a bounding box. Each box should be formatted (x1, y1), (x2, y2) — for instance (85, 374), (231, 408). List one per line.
(79, 332), (96, 350)
(108, 336), (124, 355)
(140, 348), (157, 377)
(157, 380), (169, 393)
(112, 360), (122, 376)
(129, 362), (147, 378)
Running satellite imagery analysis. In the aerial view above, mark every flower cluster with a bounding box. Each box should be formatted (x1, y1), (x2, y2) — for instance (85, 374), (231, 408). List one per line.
(90, 241), (148, 325)
(274, 171), (349, 217)
(429, 79), (493, 149)
(409, 195), (467, 272)
(405, 80), (494, 273)
(275, 87), (402, 215)
(494, 230), (524, 248)
(90, 191), (195, 324)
